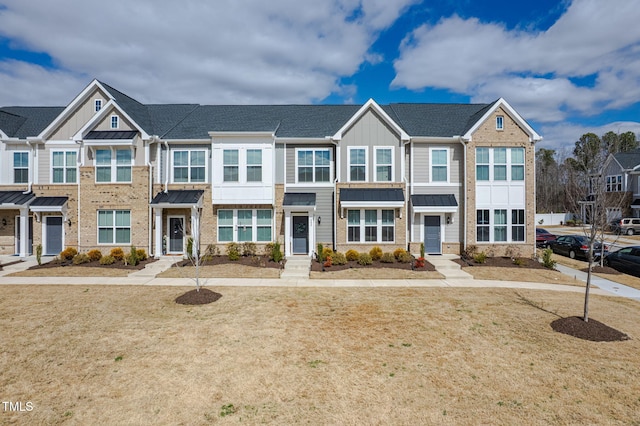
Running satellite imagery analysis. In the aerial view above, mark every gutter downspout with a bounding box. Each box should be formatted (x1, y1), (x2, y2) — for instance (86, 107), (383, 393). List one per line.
(332, 138), (339, 252)
(459, 136), (469, 252)
(74, 139), (83, 251)
(147, 136), (159, 256)
(23, 140), (34, 194)
(163, 139), (170, 193)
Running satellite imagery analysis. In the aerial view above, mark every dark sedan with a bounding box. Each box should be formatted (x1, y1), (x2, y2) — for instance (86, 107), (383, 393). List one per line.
(548, 235), (609, 260)
(604, 246), (640, 278)
(536, 228), (556, 247)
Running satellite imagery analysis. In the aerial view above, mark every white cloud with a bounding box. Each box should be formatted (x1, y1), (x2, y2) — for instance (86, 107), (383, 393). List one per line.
(537, 121), (640, 152)
(0, 0), (416, 105)
(392, 0), (640, 125)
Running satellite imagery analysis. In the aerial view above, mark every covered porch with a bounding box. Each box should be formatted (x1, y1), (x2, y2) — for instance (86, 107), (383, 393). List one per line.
(150, 190), (204, 258)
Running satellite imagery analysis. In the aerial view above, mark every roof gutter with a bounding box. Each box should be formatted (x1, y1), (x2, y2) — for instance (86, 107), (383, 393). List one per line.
(458, 136), (469, 251)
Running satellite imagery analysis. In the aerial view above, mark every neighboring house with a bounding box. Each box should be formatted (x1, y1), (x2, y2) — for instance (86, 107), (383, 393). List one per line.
(0, 80), (541, 259)
(600, 149), (640, 219)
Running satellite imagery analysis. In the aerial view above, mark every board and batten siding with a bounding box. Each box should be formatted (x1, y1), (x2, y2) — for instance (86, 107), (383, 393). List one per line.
(49, 88), (109, 140)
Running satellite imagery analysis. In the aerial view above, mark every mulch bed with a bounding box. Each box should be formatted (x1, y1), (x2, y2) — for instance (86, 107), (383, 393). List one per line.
(28, 257), (157, 271)
(173, 255), (283, 269)
(175, 288), (223, 305)
(454, 256), (547, 269)
(551, 316), (630, 342)
(581, 265), (622, 275)
(310, 258), (435, 272)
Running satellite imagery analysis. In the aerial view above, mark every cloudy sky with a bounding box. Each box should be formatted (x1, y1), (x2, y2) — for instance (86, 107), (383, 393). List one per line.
(1, 0), (639, 151)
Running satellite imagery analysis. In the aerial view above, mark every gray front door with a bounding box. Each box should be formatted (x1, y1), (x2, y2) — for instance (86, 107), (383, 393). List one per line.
(46, 216), (63, 255)
(424, 216), (441, 254)
(292, 216), (308, 254)
(169, 217), (184, 253)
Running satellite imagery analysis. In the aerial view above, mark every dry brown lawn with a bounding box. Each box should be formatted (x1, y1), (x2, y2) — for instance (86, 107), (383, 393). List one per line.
(8, 266), (131, 277)
(461, 266), (583, 286)
(1, 285), (639, 424)
(310, 268), (444, 280)
(157, 264), (281, 279)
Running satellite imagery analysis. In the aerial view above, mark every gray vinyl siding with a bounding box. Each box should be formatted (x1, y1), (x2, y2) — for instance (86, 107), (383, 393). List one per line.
(412, 143), (463, 184)
(275, 143), (285, 184)
(286, 186), (334, 245)
(285, 143), (334, 185)
(339, 109), (402, 182)
(411, 185), (464, 242)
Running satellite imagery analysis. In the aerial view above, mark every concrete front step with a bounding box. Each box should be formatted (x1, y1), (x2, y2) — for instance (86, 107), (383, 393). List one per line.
(281, 256), (311, 279)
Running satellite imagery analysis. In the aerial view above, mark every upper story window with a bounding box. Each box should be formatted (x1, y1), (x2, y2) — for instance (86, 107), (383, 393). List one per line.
(606, 175), (623, 192)
(13, 152), (29, 184)
(476, 147), (525, 182)
(52, 151), (77, 183)
(173, 150), (206, 183)
(496, 115), (504, 130)
(430, 148), (448, 182)
(223, 149), (239, 182)
(349, 147), (367, 182)
(110, 115), (119, 129)
(297, 149), (330, 183)
(374, 147), (393, 182)
(246, 149), (262, 182)
(95, 148), (132, 183)
(94, 99), (102, 112)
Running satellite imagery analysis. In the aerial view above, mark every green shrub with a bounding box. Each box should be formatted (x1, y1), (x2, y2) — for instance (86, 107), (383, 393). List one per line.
(136, 248), (148, 261)
(87, 249), (102, 262)
(242, 242), (257, 257)
(272, 241), (283, 263)
(332, 251), (347, 265)
(186, 237), (194, 261)
(397, 251), (413, 264)
(369, 246), (383, 261)
(226, 242), (240, 261)
(420, 242), (425, 258)
(126, 246), (139, 266)
(36, 244), (42, 265)
(60, 247), (78, 261)
(317, 243), (324, 262)
(380, 252), (395, 263)
(345, 249), (359, 261)
(473, 251), (487, 264)
(513, 257), (525, 266)
(542, 248), (556, 269)
(100, 255), (115, 265)
(110, 247), (124, 261)
(72, 253), (90, 265)
(358, 253), (373, 266)
(393, 248), (407, 260)
(322, 246), (334, 260)
(263, 243), (275, 257)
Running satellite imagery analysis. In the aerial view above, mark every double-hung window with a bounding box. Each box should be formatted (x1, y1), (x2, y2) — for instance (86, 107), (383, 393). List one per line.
(95, 148), (132, 183)
(511, 148), (524, 181)
(511, 210), (525, 241)
(431, 148), (448, 182)
(116, 149), (132, 182)
(494, 209), (507, 241)
(98, 210), (131, 244)
(95, 149), (112, 182)
(94, 99), (102, 112)
(496, 115), (504, 130)
(476, 147), (525, 182)
(52, 151), (77, 183)
(223, 149), (239, 182)
(375, 147), (392, 182)
(477, 209), (525, 243)
(606, 175), (622, 192)
(217, 209), (273, 242)
(349, 148), (366, 182)
(297, 149), (330, 183)
(173, 150), (206, 183)
(13, 152), (29, 184)
(217, 210), (234, 242)
(246, 149), (262, 182)
(476, 148), (489, 181)
(477, 210), (490, 242)
(493, 148), (507, 181)
(347, 209), (395, 243)
(111, 115), (119, 129)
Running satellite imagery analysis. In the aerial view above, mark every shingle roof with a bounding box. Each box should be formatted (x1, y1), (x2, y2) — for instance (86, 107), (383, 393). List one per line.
(340, 188), (404, 202)
(411, 194), (458, 207)
(0, 106), (65, 138)
(0, 191), (36, 206)
(150, 190), (204, 205)
(283, 193), (316, 206)
(613, 149), (640, 170)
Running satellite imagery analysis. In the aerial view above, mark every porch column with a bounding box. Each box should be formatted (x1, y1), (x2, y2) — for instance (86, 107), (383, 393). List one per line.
(154, 208), (163, 258)
(19, 208), (28, 259)
(284, 213), (291, 257)
(308, 215), (315, 257)
(190, 206), (200, 257)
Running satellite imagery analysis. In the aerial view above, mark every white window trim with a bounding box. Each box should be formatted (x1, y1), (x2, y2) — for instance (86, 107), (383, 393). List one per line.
(496, 115), (504, 130)
(606, 175), (623, 192)
(476, 208), (526, 243)
(429, 147), (449, 183)
(246, 149), (263, 183)
(94, 147), (133, 183)
(50, 150), (78, 184)
(346, 208), (395, 243)
(476, 147), (525, 183)
(110, 115), (119, 129)
(97, 209), (131, 245)
(373, 146), (394, 183)
(217, 209), (273, 243)
(13, 151), (29, 184)
(348, 146), (368, 182)
(295, 147), (332, 184)
(94, 99), (102, 112)
(171, 149), (208, 183)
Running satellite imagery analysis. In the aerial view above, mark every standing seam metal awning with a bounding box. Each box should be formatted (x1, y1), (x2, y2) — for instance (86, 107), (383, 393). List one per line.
(339, 188), (404, 208)
(411, 194), (458, 213)
(283, 193), (316, 212)
(0, 191), (36, 208)
(150, 190), (204, 209)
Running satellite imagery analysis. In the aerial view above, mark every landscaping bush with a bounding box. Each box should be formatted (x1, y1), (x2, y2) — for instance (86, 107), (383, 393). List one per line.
(36, 244), (42, 265)
(414, 257), (426, 268)
(369, 246), (382, 261)
(462, 244), (477, 260)
(72, 253), (90, 265)
(393, 248), (407, 260)
(87, 249), (102, 262)
(473, 251), (487, 264)
(332, 251), (347, 265)
(542, 248), (556, 269)
(271, 241), (283, 263)
(420, 242), (425, 259)
(512, 257), (525, 266)
(358, 253), (373, 266)
(263, 243), (275, 257)
(397, 251), (413, 264)
(110, 247), (124, 261)
(202, 244), (219, 261)
(226, 242), (240, 261)
(242, 242), (257, 257)
(380, 252), (395, 263)
(136, 248), (148, 261)
(323, 256), (332, 268)
(60, 247), (78, 261)
(126, 246), (139, 266)
(99, 255), (115, 265)
(345, 249), (359, 261)
(322, 246), (334, 260)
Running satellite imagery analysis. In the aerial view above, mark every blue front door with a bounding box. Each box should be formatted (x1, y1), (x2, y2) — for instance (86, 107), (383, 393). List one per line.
(424, 216), (441, 254)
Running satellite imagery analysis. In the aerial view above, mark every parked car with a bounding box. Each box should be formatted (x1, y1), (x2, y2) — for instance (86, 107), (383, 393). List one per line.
(548, 235), (609, 260)
(604, 246), (640, 278)
(536, 228), (556, 247)
(618, 218), (640, 236)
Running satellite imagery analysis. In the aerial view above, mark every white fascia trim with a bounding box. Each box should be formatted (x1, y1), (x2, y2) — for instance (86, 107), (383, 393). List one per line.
(410, 136), (460, 143)
(463, 98), (542, 143)
(340, 201), (405, 208)
(283, 205), (316, 213)
(332, 98), (410, 142)
(72, 100), (150, 141)
(162, 139), (211, 144)
(412, 206), (458, 213)
(209, 131), (275, 138)
(276, 137), (328, 143)
(83, 139), (135, 147)
(0, 130), (8, 139)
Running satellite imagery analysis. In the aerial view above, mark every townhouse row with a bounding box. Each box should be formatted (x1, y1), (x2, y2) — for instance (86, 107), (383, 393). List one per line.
(0, 80), (541, 259)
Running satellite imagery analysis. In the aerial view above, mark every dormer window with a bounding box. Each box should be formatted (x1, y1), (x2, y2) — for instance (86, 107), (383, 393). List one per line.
(111, 115), (119, 129)
(496, 115), (504, 130)
(94, 99), (102, 112)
